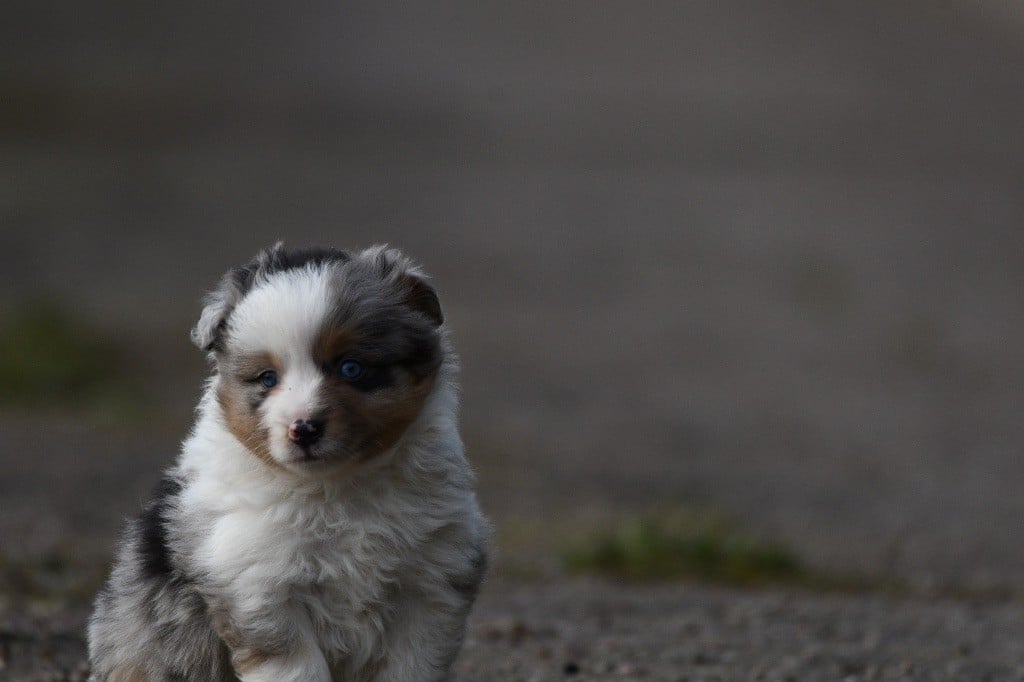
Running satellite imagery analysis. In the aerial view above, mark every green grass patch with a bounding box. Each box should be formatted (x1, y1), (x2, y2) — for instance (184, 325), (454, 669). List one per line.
(564, 510), (806, 586)
(0, 549), (108, 611)
(0, 300), (146, 416)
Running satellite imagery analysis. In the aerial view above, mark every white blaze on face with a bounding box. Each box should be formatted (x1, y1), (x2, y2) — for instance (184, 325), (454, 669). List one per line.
(226, 267), (334, 464)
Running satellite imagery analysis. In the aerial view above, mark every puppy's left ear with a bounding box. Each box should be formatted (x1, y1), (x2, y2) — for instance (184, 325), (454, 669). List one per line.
(404, 275), (444, 327)
(363, 245), (444, 328)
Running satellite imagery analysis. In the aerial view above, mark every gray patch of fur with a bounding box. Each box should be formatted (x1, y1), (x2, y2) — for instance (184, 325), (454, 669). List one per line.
(87, 481), (235, 681)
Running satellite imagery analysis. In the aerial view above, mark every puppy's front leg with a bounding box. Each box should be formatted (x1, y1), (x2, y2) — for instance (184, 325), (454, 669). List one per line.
(374, 592), (475, 682)
(212, 602), (330, 682)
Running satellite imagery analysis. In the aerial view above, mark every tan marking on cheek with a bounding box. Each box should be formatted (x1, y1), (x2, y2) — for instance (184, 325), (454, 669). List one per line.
(216, 378), (281, 470)
(367, 375), (437, 454)
(323, 371), (437, 460)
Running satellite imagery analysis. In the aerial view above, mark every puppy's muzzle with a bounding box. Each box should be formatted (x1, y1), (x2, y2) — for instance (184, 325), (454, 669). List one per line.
(288, 419), (324, 447)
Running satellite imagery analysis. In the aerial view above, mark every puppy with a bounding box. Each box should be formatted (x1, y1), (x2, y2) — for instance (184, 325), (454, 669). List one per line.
(88, 244), (489, 681)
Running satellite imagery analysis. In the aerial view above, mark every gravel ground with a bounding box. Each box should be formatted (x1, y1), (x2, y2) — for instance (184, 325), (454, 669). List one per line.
(5, 579), (1024, 681)
(458, 581), (1024, 681)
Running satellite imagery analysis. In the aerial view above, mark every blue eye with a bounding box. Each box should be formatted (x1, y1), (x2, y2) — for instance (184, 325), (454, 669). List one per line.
(338, 359), (364, 380)
(258, 370), (279, 388)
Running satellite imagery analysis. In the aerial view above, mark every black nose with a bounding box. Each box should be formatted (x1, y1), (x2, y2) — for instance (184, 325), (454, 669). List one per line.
(288, 419), (323, 446)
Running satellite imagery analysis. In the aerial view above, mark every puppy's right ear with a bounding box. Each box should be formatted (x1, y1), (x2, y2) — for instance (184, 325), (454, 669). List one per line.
(190, 266), (254, 352)
(191, 243), (286, 352)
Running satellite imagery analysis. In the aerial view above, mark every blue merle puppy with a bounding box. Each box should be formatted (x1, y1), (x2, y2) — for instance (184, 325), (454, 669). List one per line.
(88, 244), (489, 682)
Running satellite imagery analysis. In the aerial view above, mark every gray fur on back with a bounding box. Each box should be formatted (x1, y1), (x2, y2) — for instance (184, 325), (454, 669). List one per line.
(88, 476), (236, 681)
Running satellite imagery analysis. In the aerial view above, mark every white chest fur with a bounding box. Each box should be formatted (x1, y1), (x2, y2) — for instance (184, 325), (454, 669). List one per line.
(201, 494), (407, 666)
(177, 412), (480, 675)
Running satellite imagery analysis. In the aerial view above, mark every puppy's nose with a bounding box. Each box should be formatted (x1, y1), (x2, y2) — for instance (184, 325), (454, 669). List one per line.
(288, 419), (323, 446)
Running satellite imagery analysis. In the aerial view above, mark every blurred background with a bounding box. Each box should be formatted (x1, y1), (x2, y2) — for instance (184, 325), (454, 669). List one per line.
(2, 1), (1023, 601)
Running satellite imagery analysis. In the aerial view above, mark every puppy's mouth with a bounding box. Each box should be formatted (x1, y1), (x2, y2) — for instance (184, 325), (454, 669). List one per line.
(282, 439), (355, 468)
(293, 447), (322, 462)
(286, 442), (327, 463)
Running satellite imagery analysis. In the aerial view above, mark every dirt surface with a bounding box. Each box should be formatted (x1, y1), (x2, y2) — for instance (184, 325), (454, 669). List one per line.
(459, 581), (1024, 681)
(3, 2), (1024, 680)
(5, 580), (1024, 681)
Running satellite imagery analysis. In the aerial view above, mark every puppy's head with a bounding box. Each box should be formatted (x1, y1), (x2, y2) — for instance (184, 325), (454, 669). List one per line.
(192, 244), (445, 475)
